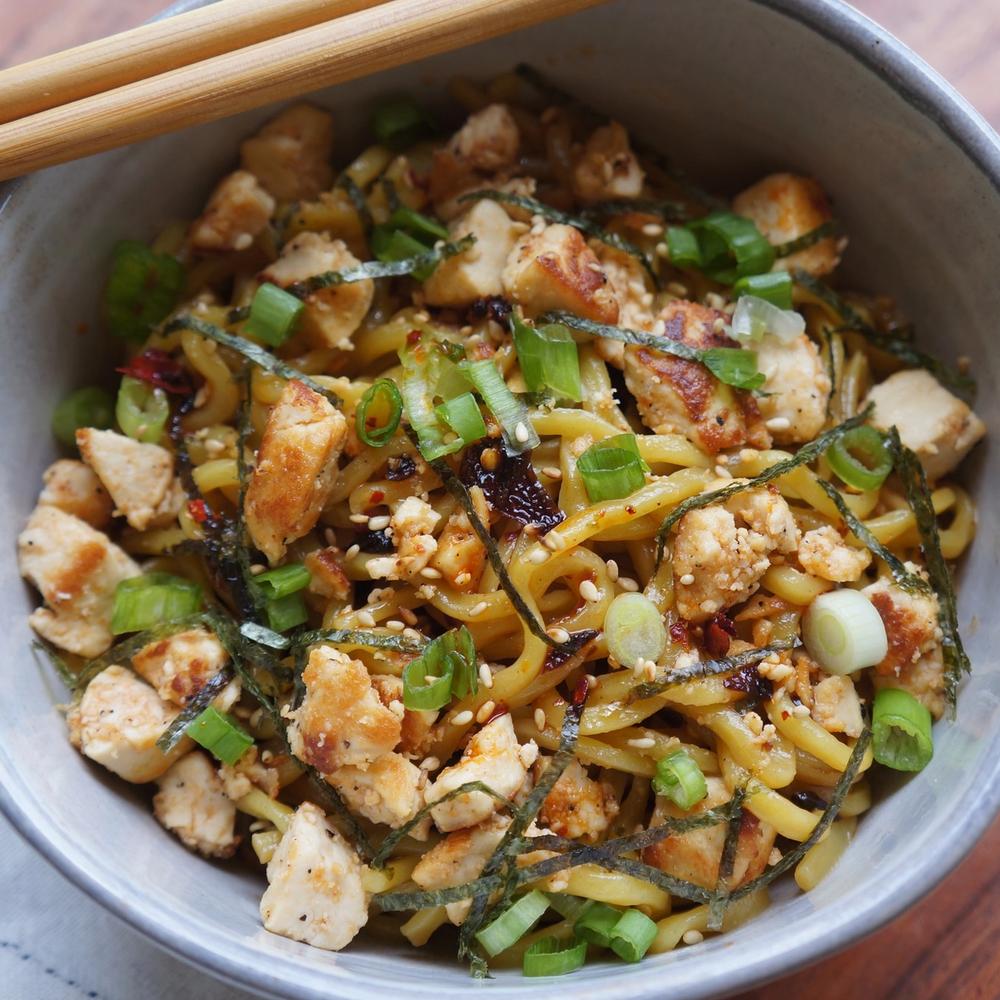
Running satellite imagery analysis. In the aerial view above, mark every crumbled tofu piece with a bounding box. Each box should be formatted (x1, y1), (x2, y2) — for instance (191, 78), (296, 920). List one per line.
(538, 759), (618, 841)
(445, 103), (520, 172)
(872, 648), (947, 720)
(591, 242), (656, 368)
(287, 646), (401, 772)
(38, 459), (113, 529)
(425, 714), (528, 832)
(18, 505), (140, 658)
(673, 487), (799, 622)
(367, 496), (441, 582)
(189, 170), (275, 252)
(412, 814), (510, 924)
(865, 369), (985, 481)
(643, 776), (775, 889)
(132, 627), (230, 707)
(154, 751), (240, 857)
(798, 526), (871, 582)
(259, 233), (374, 349)
(570, 122), (644, 203)
(260, 802), (369, 951)
(732, 172), (844, 277)
(811, 675), (864, 738)
(428, 502), (487, 593)
(502, 223), (619, 323)
(862, 577), (941, 676)
(369, 674), (437, 759)
(66, 665), (183, 782)
(328, 753), (424, 828)
(754, 334), (830, 445)
(245, 379), (347, 564)
(240, 103), (334, 202)
(76, 428), (182, 531)
(218, 745), (282, 800)
(303, 546), (352, 601)
(423, 200), (521, 308)
(623, 300), (764, 454)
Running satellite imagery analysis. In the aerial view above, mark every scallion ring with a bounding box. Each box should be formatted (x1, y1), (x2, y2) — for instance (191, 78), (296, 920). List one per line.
(665, 225), (702, 269)
(356, 378), (404, 447)
(574, 902), (621, 947)
(187, 705), (254, 766)
(116, 376), (170, 444)
(604, 593), (666, 669)
(475, 890), (549, 956)
(110, 573), (203, 635)
(253, 563), (311, 601)
(577, 433), (649, 502)
(522, 936), (588, 977)
(52, 386), (115, 447)
(802, 588), (888, 675)
(244, 283), (305, 347)
(434, 392), (487, 446)
(459, 358), (539, 454)
(608, 908), (658, 963)
(732, 271), (794, 310)
(372, 97), (434, 149)
(826, 425), (893, 491)
(265, 592), (309, 633)
(872, 687), (934, 772)
(652, 749), (708, 810)
(511, 315), (582, 402)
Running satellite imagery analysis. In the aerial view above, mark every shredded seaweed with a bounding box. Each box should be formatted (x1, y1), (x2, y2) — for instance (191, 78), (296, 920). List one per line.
(708, 786), (747, 930)
(630, 639), (799, 700)
(822, 327), (837, 418)
(773, 221), (840, 258)
(652, 407), (873, 563)
(337, 173), (373, 232)
(581, 197), (691, 223)
(235, 381), (266, 623)
(155, 670), (233, 753)
(31, 640), (77, 689)
(816, 478), (930, 595)
(457, 190), (656, 280)
(887, 429), (971, 712)
(792, 270), (975, 400)
(293, 627), (427, 655)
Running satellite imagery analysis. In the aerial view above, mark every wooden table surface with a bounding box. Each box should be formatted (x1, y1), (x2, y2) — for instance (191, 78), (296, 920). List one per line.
(3, 2), (999, 998)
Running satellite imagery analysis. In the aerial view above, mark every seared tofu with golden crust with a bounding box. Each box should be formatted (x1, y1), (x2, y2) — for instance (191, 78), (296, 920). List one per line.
(259, 233), (374, 350)
(538, 759), (618, 841)
(19, 505), (140, 658)
(245, 379), (347, 564)
(423, 200), (521, 308)
(643, 777), (775, 889)
(189, 170), (275, 253)
(623, 300), (764, 454)
(797, 526), (871, 582)
(67, 665), (184, 783)
(502, 223), (619, 323)
(77, 428), (182, 531)
(865, 369), (985, 481)
(811, 675), (864, 738)
(754, 334), (830, 445)
(240, 103), (334, 202)
(328, 753), (424, 828)
(154, 752), (240, 858)
(132, 627), (230, 707)
(732, 172), (844, 277)
(287, 646), (401, 772)
(259, 802), (369, 951)
(38, 459), (113, 529)
(571, 122), (645, 203)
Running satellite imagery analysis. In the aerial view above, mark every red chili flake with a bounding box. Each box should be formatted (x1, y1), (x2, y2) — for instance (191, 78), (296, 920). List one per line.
(369, 489), (385, 505)
(781, 710), (790, 720)
(704, 612), (736, 657)
(572, 674), (591, 708)
(406, 329), (423, 345)
(187, 499), (209, 524)
(117, 348), (195, 395)
(543, 628), (599, 671)
(669, 620), (691, 648)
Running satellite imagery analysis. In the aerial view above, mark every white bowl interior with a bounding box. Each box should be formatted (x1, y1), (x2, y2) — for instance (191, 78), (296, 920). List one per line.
(2, 1), (1000, 998)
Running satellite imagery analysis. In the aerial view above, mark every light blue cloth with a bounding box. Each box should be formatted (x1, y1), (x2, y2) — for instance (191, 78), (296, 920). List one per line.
(0, 815), (254, 1000)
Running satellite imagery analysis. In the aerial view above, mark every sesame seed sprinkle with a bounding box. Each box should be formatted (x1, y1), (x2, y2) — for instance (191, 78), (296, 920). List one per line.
(452, 710), (474, 726)
(476, 701), (496, 724)
(367, 514), (391, 531)
(534, 708), (547, 732)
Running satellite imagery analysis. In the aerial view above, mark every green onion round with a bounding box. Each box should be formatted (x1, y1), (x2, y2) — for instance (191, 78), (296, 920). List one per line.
(476, 890), (549, 956)
(693, 211), (776, 282)
(245, 283), (305, 347)
(435, 392), (487, 446)
(372, 97), (433, 148)
(652, 749), (708, 810)
(111, 573), (203, 635)
(608, 908), (658, 963)
(665, 225), (702, 269)
(522, 935), (588, 977)
(826, 425), (893, 491)
(104, 240), (184, 342)
(187, 705), (254, 765)
(357, 378), (404, 447)
(402, 625), (477, 709)
(872, 686), (934, 772)
(511, 316), (582, 402)
(52, 386), (115, 447)
(802, 588), (888, 675)
(733, 271), (794, 309)
(265, 592), (309, 633)
(116, 376), (170, 444)
(389, 206), (449, 243)
(460, 358), (540, 454)
(373, 227), (438, 280)
(574, 902), (621, 947)
(577, 433), (649, 502)
(254, 563), (311, 600)
(604, 593), (666, 669)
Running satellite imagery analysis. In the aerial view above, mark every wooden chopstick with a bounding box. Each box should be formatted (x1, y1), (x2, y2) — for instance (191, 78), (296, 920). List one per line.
(0, 0), (606, 183)
(0, 0), (391, 126)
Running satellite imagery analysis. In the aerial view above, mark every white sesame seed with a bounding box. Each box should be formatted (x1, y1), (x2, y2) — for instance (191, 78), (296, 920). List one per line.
(416, 584), (437, 599)
(606, 559), (620, 581)
(627, 737), (656, 749)
(548, 627), (571, 643)
(618, 576), (639, 592)
(367, 514), (391, 531)
(586, 673), (600, 689)
(666, 281), (689, 297)
(528, 548), (550, 565)
(656, 242), (669, 259)
(403, 627), (422, 642)
(642, 222), (664, 237)
(454, 571), (472, 586)
(714, 465), (733, 479)
(579, 579), (601, 603)
(344, 544), (360, 560)
(357, 611), (376, 628)
(420, 566), (442, 579)
(469, 601), (488, 617)
(400, 608), (418, 625)
(534, 708), (547, 732)
(386, 619), (405, 632)
(514, 422), (531, 443)
(249, 563), (266, 575)
(765, 416), (792, 432)
(324, 528), (337, 546)
(682, 930), (704, 946)
(349, 513), (370, 524)
(453, 710), (474, 726)
(679, 573), (695, 586)
(479, 663), (494, 689)
(476, 701), (496, 724)
(414, 311), (431, 323)
(541, 466), (563, 480)
(420, 756), (440, 771)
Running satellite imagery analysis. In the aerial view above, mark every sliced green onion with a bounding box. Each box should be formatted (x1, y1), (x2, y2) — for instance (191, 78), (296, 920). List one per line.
(511, 316), (582, 402)
(372, 96), (434, 148)
(187, 705), (254, 766)
(254, 563), (311, 600)
(435, 392), (487, 445)
(399, 333), (465, 461)
(730, 294), (805, 345)
(245, 283), (304, 347)
(459, 358), (540, 454)
(733, 271), (794, 310)
(545, 894), (594, 922)
(357, 378), (403, 447)
(872, 686), (934, 772)
(52, 386), (114, 447)
(609, 908), (658, 963)
(665, 225), (702, 269)
(691, 211), (775, 282)
(265, 592), (309, 633)
(574, 902), (621, 947)
(390, 206), (448, 242)
(577, 432), (649, 502)
(372, 227), (438, 281)
(111, 573), (203, 635)
(604, 593), (666, 668)
(700, 347), (766, 391)
(826, 425), (892, 491)
(116, 376), (169, 444)
(476, 890), (549, 956)
(802, 589), (888, 675)
(104, 240), (184, 342)
(652, 749), (708, 810)
(523, 936), (588, 977)
(402, 625), (477, 710)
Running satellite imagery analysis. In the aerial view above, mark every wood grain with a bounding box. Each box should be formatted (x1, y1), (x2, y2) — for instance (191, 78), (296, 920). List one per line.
(1, 1), (998, 998)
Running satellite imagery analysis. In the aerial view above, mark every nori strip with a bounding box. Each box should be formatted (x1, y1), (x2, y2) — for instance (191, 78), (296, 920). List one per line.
(235, 382), (266, 623)
(708, 786), (747, 930)
(581, 197), (691, 223)
(155, 669), (233, 753)
(337, 173), (373, 232)
(31, 640), (76, 689)
(293, 627), (427, 655)
(887, 428), (971, 712)
(773, 220), (840, 258)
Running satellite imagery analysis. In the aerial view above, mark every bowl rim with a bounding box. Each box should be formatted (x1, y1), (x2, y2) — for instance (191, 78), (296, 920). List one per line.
(3, 1), (1000, 997)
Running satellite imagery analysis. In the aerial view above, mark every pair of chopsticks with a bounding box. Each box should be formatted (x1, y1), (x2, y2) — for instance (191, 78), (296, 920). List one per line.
(0, 0), (606, 182)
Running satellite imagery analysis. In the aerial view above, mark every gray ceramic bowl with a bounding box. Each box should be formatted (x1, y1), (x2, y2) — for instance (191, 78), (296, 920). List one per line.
(2, 0), (999, 997)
